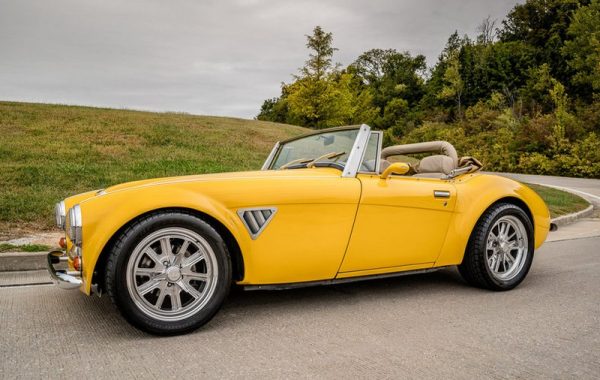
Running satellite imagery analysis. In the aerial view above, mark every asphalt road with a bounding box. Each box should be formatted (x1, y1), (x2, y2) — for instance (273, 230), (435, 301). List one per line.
(1, 236), (598, 379)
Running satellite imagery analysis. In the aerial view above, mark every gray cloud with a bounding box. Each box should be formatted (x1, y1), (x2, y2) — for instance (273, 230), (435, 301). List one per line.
(0, 0), (519, 118)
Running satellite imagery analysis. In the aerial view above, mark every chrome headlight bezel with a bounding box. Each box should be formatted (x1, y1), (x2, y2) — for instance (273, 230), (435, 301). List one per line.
(67, 204), (83, 247)
(55, 201), (66, 230)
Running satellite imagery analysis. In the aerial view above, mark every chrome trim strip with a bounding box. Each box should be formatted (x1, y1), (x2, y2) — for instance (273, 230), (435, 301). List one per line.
(237, 207), (277, 240)
(243, 266), (447, 291)
(47, 250), (82, 290)
(261, 142), (280, 170)
(342, 124), (371, 178)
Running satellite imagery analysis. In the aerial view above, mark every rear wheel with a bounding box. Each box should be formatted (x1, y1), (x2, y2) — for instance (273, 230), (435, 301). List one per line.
(458, 203), (534, 291)
(105, 211), (231, 335)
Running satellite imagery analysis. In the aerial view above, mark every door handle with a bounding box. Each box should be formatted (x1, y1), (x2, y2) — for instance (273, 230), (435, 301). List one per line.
(433, 190), (451, 199)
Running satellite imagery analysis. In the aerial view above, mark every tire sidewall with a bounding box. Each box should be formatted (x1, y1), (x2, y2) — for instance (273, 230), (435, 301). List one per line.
(109, 212), (231, 335)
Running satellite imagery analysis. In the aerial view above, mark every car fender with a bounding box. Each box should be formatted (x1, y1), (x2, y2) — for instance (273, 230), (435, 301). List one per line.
(77, 183), (250, 295)
(435, 173), (551, 266)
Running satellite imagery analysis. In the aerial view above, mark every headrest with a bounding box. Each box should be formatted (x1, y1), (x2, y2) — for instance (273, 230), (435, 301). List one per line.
(415, 155), (455, 175)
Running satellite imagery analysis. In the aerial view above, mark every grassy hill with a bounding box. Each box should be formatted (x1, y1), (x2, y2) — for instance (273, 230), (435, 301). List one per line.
(0, 101), (307, 231)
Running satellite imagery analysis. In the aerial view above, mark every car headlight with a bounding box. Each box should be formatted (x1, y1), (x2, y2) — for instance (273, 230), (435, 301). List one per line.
(55, 201), (66, 230)
(67, 204), (83, 247)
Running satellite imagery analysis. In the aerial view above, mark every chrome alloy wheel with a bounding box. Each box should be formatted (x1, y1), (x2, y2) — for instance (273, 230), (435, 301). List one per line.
(485, 215), (529, 281)
(126, 227), (219, 321)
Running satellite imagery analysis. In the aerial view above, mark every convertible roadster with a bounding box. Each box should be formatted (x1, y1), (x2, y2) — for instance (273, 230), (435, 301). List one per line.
(49, 124), (553, 335)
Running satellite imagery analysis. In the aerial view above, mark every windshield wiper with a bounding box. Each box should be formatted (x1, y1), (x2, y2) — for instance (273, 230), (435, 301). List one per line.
(280, 157), (313, 170)
(306, 151), (345, 168)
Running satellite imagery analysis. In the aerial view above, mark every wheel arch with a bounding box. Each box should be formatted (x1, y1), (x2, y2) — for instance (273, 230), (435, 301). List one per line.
(92, 207), (245, 294)
(460, 196), (535, 256)
(488, 196), (534, 228)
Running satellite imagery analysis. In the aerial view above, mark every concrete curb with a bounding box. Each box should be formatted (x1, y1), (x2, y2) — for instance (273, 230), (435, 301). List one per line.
(551, 204), (594, 227)
(0, 251), (48, 272)
(535, 183), (598, 227)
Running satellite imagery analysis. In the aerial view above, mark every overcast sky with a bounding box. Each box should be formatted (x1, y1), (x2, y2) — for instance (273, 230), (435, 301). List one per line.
(0, 0), (519, 118)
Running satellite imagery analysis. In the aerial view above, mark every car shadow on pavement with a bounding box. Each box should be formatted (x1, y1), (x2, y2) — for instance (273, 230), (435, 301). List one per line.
(79, 268), (476, 339)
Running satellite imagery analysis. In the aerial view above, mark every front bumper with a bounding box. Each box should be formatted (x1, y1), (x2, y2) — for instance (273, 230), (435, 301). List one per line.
(47, 250), (82, 290)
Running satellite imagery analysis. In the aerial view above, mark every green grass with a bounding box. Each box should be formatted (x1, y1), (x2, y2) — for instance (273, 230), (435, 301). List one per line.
(526, 183), (590, 218)
(0, 101), (307, 231)
(0, 243), (51, 253)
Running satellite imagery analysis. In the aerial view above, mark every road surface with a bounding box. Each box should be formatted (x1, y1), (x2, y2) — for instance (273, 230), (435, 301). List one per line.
(1, 236), (598, 379)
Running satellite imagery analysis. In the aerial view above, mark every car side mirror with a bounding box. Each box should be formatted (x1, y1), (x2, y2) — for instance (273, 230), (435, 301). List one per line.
(380, 162), (410, 179)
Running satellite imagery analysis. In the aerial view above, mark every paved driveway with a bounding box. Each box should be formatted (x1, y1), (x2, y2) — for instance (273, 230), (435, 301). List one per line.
(1, 236), (599, 379)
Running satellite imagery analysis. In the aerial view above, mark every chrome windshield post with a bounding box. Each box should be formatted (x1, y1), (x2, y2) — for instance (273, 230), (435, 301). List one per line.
(342, 124), (371, 178)
(261, 142), (280, 170)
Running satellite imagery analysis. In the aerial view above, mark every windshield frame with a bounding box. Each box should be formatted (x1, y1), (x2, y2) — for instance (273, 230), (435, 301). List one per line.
(262, 124), (379, 178)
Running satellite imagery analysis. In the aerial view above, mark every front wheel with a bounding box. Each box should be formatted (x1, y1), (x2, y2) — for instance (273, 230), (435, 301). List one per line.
(105, 211), (231, 335)
(458, 203), (534, 291)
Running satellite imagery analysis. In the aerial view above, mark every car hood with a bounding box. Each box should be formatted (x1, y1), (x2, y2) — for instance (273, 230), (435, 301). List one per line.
(101, 168), (340, 195)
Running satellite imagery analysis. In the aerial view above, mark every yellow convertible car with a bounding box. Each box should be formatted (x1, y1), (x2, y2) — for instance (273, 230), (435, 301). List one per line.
(48, 124), (554, 335)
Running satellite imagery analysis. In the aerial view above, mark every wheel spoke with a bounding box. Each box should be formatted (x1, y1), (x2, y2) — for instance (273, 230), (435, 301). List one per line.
(498, 223), (506, 239)
(135, 267), (162, 276)
(144, 247), (165, 269)
(177, 280), (202, 299)
(183, 271), (209, 281)
(505, 251), (515, 265)
(182, 251), (205, 269)
(154, 281), (168, 308)
(174, 240), (190, 266)
(488, 255), (497, 272)
(493, 254), (501, 272)
(160, 238), (173, 260)
(138, 279), (162, 295)
(170, 287), (182, 311)
(506, 241), (519, 251)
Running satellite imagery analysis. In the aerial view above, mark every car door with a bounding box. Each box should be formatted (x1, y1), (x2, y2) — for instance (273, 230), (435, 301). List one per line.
(338, 174), (456, 275)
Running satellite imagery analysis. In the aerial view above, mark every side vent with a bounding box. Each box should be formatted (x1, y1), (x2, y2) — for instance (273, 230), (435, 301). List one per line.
(237, 207), (277, 239)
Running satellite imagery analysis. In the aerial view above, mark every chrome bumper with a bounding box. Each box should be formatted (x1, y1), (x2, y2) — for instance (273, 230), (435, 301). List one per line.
(47, 250), (82, 290)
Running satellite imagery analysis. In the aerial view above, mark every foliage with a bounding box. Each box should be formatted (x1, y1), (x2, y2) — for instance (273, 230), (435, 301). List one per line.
(258, 0), (599, 178)
(562, 0), (600, 101)
(0, 243), (51, 253)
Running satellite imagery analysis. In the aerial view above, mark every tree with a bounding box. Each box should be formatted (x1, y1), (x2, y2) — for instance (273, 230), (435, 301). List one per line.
(562, 0), (600, 102)
(438, 50), (464, 119)
(349, 49), (426, 129)
(499, 0), (589, 85)
(282, 26), (358, 129)
(476, 16), (497, 45)
(299, 26), (337, 81)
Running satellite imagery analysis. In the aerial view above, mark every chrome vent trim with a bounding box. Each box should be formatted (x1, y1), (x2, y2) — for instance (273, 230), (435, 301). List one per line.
(237, 207), (277, 239)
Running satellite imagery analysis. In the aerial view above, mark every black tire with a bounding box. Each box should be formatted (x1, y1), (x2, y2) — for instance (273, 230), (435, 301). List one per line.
(458, 203), (534, 291)
(105, 210), (231, 335)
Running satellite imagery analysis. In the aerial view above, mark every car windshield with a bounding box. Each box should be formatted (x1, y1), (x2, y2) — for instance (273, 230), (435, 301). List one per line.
(270, 129), (360, 170)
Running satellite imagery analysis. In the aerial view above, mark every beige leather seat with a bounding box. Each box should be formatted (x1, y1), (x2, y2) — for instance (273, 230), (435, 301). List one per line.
(380, 141), (458, 178)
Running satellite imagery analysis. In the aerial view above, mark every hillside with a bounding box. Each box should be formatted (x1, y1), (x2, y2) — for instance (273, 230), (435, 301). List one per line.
(0, 101), (307, 231)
